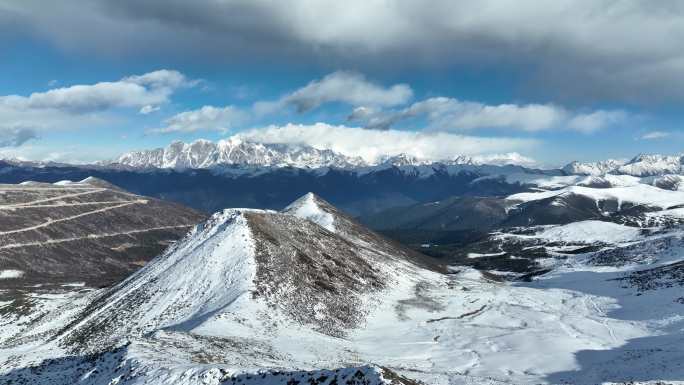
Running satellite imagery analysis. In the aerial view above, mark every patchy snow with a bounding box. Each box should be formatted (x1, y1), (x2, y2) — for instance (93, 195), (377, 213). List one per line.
(508, 184), (684, 209)
(61, 282), (86, 288)
(647, 207), (684, 220)
(534, 221), (642, 244)
(0, 269), (24, 279)
(575, 174), (643, 187)
(467, 251), (506, 259)
(499, 174), (583, 189)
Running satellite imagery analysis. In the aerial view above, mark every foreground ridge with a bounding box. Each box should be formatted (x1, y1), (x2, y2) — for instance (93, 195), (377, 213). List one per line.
(2, 192), (684, 384)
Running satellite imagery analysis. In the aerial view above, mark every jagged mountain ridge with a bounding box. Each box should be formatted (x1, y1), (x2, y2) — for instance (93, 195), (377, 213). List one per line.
(4, 137), (683, 182)
(107, 138), (539, 170)
(563, 154), (684, 176)
(106, 138), (683, 179)
(111, 138), (369, 170)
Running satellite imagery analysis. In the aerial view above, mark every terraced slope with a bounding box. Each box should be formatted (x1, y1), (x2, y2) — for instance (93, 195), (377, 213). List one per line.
(0, 178), (206, 290)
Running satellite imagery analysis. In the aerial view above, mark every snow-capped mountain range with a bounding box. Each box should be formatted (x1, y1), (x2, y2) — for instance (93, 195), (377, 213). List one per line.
(111, 138), (368, 170)
(106, 138), (537, 170)
(107, 139), (683, 178)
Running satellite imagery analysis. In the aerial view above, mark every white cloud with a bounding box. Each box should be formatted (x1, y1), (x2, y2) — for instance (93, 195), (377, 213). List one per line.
(20, 82), (165, 112)
(140, 105), (160, 114)
(640, 131), (671, 140)
(566, 110), (627, 133)
(470, 153), (538, 168)
(255, 71), (413, 114)
(350, 97), (626, 132)
(407, 98), (565, 132)
(347, 106), (378, 121)
(6, 69), (193, 113)
(150, 105), (246, 134)
(234, 122), (539, 163)
(123, 69), (196, 90)
(0, 69), (195, 142)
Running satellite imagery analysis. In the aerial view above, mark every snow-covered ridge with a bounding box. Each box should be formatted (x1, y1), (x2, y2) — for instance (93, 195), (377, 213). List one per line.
(562, 159), (627, 176)
(60, 208), (260, 346)
(564, 154), (684, 177)
(58, 195), (441, 351)
(507, 184), (684, 210)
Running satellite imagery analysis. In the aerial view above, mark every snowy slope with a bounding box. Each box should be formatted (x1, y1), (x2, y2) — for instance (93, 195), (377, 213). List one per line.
(56, 194), (444, 355)
(508, 184), (684, 210)
(533, 220), (643, 244)
(1, 343), (419, 385)
(618, 154), (683, 176)
(58, 209), (259, 350)
(3, 193), (684, 384)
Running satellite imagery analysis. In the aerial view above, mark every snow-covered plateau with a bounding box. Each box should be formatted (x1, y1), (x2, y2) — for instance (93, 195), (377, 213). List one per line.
(2, 187), (684, 384)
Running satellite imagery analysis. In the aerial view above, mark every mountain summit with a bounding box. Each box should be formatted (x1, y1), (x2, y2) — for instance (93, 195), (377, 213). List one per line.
(59, 193), (444, 352)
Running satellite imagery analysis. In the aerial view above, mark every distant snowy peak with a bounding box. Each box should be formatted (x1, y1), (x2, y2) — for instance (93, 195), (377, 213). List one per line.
(113, 138), (369, 170)
(379, 153), (432, 167)
(564, 154), (684, 176)
(619, 154), (683, 176)
(378, 152), (537, 167)
(562, 159), (627, 176)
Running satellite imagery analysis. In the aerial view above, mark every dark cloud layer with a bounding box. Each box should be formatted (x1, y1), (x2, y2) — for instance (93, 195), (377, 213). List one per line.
(2, 1), (684, 103)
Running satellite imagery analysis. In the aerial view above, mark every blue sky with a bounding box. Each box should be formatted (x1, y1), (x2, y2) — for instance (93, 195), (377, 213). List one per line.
(0, 1), (682, 167)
